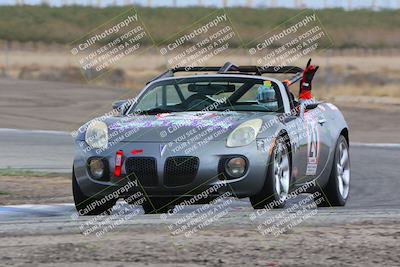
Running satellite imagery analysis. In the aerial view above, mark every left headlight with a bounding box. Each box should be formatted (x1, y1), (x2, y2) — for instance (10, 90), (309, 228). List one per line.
(226, 119), (263, 147)
(85, 121), (108, 149)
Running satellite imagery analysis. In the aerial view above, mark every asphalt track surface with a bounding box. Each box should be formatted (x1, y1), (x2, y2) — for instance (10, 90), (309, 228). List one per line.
(0, 128), (73, 173)
(0, 128), (400, 224)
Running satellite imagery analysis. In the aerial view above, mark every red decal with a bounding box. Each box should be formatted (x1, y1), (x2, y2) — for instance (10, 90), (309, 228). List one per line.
(131, 149), (144, 155)
(156, 113), (170, 119)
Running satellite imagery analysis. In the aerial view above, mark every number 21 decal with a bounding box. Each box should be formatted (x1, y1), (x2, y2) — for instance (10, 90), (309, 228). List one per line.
(306, 119), (320, 176)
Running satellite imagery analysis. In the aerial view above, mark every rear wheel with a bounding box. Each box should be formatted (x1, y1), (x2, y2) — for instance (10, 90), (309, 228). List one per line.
(72, 167), (116, 216)
(250, 136), (291, 209)
(316, 135), (350, 207)
(142, 197), (176, 214)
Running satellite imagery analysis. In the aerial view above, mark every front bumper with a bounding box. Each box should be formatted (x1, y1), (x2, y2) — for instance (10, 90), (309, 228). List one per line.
(73, 140), (270, 199)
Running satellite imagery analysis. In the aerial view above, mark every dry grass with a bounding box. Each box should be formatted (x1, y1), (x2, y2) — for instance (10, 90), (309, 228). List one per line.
(319, 85), (400, 98)
(0, 175), (72, 205)
(1, 47), (400, 99)
(1, 6), (400, 48)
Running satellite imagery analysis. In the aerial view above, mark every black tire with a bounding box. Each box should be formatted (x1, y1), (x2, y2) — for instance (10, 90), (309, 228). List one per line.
(250, 136), (291, 209)
(72, 167), (116, 216)
(141, 197), (176, 214)
(315, 135), (350, 207)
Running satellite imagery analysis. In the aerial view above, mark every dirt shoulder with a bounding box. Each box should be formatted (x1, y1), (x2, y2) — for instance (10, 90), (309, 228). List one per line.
(0, 218), (399, 267)
(0, 175), (72, 205)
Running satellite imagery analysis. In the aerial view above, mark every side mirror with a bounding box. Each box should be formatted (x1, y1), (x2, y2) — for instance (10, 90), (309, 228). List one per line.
(299, 102), (320, 118)
(112, 100), (128, 114)
(305, 103), (319, 110)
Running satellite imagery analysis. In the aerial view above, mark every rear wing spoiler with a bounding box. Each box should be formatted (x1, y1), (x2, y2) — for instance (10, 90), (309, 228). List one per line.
(147, 62), (304, 86)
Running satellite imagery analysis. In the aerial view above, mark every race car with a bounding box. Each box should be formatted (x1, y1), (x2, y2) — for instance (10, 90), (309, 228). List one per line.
(72, 62), (350, 215)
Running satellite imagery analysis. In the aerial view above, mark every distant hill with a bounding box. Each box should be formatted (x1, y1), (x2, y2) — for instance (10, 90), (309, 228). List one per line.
(0, 5), (399, 48)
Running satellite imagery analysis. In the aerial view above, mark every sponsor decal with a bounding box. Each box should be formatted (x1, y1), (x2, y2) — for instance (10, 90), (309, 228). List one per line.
(109, 112), (237, 131)
(305, 118), (320, 176)
(131, 149), (144, 155)
(156, 113), (171, 119)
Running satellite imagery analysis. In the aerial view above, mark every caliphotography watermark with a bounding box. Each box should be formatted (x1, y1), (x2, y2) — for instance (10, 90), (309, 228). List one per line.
(160, 112), (234, 159)
(256, 101), (326, 155)
(247, 10), (333, 69)
(159, 10), (240, 70)
(249, 181), (325, 238)
(69, 8), (153, 81)
(70, 97), (161, 157)
(70, 181), (147, 238)
(159, 181), (235, 246)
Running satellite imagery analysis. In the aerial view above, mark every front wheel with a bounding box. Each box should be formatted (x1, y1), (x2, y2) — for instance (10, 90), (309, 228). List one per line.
(72, 167), (116, 216)
(250, 136), (291, 209)
(316, 135), (350, 207)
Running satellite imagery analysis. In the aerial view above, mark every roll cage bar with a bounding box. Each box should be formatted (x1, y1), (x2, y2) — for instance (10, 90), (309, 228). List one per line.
(147, 62), (304, 88)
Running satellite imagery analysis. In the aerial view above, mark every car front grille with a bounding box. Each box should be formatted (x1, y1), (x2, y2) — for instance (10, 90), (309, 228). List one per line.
(125, 157), (158, 186)
(164, 156), (199, 186)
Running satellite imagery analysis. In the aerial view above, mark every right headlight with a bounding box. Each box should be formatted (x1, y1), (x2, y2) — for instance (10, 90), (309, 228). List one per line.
(85, 121), (108, 149)
(226, 119), (263, 147)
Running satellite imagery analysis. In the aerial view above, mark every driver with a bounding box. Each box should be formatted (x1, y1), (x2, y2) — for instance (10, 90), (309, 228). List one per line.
(298, 59), (319, 100)
(256, 80), (278, 111)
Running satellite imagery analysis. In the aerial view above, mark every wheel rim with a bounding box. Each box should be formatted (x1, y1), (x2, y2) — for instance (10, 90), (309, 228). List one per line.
(274, 142), (290, 202)
(336, 140), (350, 199)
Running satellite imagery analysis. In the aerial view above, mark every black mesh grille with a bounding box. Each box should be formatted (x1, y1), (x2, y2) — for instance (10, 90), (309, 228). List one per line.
(125, 157), (158, 186)
(164, 156), (199, 186)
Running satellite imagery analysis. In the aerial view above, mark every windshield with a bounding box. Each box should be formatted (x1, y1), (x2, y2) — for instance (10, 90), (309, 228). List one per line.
(128, 77), (284, 114)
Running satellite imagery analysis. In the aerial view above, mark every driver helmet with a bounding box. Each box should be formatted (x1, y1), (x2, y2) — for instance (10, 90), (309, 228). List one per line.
(256, 81), (278, 110)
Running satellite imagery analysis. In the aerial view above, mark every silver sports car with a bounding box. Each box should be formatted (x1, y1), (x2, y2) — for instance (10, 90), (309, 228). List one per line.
(72, 62), (350, 215)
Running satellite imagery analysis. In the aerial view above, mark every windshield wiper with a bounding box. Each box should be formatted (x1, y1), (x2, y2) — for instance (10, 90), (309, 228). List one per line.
(136, 107), (182, 115)
(215, 106), (276, 112)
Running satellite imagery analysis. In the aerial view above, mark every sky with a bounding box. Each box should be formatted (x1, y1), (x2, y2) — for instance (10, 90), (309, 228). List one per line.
(0, 0), (398, 9)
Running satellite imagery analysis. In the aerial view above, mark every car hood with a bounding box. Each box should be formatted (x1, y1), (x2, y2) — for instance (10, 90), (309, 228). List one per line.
(104, 111), (268, 142)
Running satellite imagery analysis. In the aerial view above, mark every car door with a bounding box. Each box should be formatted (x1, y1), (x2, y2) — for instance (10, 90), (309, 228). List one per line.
(293, 106), (331, 184)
